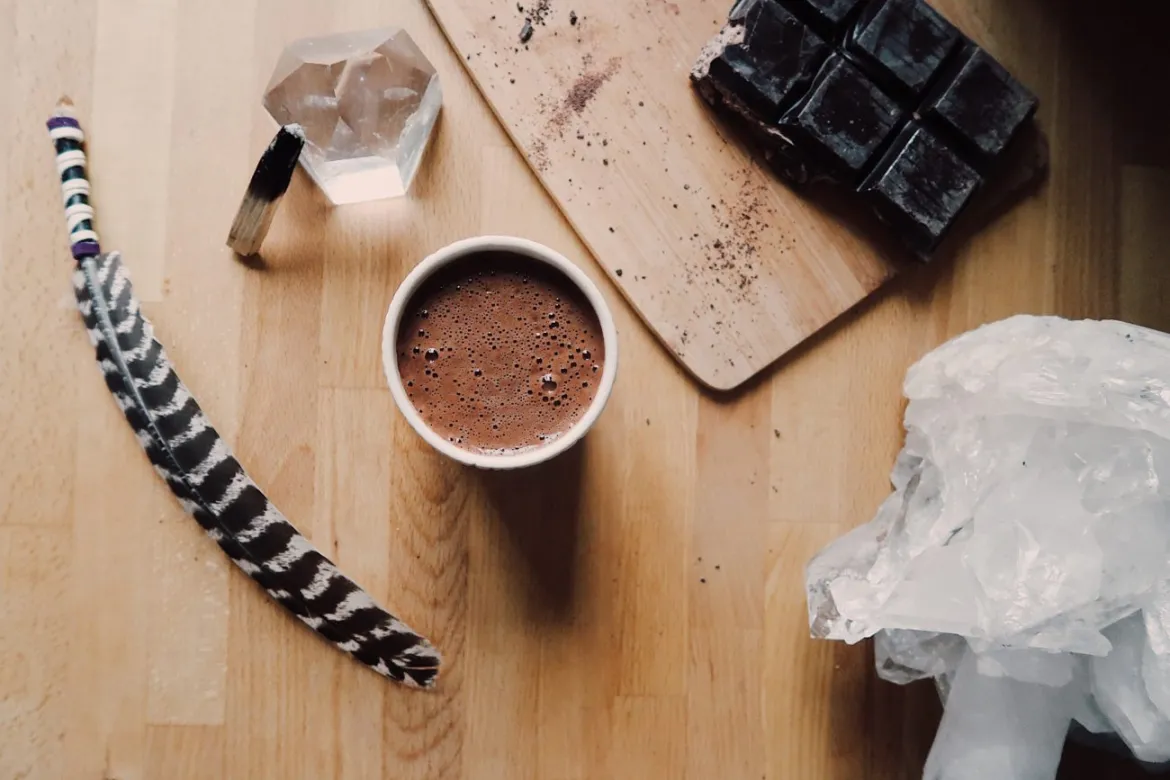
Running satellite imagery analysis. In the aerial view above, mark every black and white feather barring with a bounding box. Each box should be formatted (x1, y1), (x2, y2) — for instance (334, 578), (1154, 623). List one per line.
(48, 101), (441, 688)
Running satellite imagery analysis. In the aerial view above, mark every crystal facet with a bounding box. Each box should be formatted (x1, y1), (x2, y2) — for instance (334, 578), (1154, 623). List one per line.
(263, 28), (442, 205)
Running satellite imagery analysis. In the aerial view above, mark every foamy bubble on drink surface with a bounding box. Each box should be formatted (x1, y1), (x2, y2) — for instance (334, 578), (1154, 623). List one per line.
(396, 252), (603, 454)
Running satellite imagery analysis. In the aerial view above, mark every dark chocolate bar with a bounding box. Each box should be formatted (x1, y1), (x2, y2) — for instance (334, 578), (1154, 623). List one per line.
(692, 0), (1041, 257)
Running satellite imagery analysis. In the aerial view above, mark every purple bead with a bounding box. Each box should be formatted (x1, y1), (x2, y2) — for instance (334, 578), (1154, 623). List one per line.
(47, 115), (81, 131)
(71, 240), (101, 259)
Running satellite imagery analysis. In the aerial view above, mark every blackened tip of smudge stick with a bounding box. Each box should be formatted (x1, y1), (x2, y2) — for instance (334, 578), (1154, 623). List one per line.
(248, 124), (305, 203)
(227, 124), (305, 256)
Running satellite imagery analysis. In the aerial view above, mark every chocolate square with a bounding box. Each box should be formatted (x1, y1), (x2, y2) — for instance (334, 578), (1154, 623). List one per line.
(922, 46), (1038, 162)
(710, 1), (830, 120)
(861, 122), (981, 254)
(779, 0), (866, 37)
(780, 53), (904, 181)
(848, 0), (961, 97)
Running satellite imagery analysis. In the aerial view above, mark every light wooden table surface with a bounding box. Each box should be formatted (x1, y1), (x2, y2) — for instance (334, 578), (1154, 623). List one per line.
(2, 0), (1168, 778)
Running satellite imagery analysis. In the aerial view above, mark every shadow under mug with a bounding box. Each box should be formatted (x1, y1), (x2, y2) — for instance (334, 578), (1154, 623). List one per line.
(381, 235), (619, 470)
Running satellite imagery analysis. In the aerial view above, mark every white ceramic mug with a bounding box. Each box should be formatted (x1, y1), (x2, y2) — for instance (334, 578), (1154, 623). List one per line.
(381, 236), (619, 470)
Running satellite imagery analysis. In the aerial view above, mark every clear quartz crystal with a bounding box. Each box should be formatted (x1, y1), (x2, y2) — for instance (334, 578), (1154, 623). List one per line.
(807, 316), (1170, 651)
(806, 315), (1170, 775)
(263, 28), (442, 205)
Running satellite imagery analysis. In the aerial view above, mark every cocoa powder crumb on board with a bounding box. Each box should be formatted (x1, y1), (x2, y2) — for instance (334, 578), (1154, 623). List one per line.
(528, 0), (553, 24)
(530, 137), (549, 172)
(565, 59), (620, 114)
(528, 57), (622, 172)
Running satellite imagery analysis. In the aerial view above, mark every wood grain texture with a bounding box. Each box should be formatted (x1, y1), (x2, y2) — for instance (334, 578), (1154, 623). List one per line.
(0, 0), (1166, 778)
(1120, 168), (1170, 334)
(421, 0), (1054, 391)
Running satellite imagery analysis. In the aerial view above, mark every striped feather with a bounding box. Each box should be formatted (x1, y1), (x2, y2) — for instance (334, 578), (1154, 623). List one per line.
(72, 251), (441, 688)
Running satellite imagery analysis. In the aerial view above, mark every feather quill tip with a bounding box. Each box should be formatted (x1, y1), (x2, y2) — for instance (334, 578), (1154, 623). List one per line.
(52, 97), (76, 118)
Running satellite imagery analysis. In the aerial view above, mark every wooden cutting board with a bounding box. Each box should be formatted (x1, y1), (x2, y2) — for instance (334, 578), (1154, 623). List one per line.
(423, 0), (912, 390)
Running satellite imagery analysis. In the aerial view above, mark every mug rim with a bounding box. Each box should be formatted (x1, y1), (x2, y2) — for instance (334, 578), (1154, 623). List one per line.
(381, 235), (619, 470)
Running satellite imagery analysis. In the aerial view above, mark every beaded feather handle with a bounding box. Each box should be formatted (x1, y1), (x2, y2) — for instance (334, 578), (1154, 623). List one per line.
(48, 102), (441, 687)
(48, 105), (101, 259)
